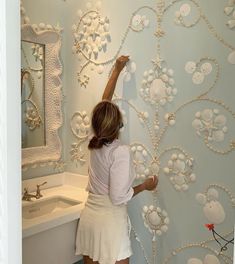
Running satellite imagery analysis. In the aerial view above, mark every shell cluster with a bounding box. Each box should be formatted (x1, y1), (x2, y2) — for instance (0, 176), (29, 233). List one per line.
(72, 9), (111, 59)
(163, 153), (195, 192)
(192, 109), (228, 143)
(140, 67), (177, 106)
(196, 188), (226, 224)
(185, 61), (213, 85)
(131, 14), (150, 31)
(142, 205), (169, 237)
(224, 0), (235, 29)
(174, 3), (192, 25)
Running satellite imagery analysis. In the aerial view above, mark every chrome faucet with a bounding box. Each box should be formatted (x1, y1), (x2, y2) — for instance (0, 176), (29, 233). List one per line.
(35, 181), (47, 199)
(22, 181), (47, 201)
(22, 188), (37, 201)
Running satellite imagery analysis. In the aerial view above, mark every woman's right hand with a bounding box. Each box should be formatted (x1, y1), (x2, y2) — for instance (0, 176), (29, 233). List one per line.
(115, 55), (129, 73)
(143, 175), (158, 191)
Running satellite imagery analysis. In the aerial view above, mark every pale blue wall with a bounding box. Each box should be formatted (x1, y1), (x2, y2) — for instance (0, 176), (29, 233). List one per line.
(22, 0), (235, 263)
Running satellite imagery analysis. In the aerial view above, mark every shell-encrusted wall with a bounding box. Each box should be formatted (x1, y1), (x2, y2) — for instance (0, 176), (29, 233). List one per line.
(22, 0), (235, 263)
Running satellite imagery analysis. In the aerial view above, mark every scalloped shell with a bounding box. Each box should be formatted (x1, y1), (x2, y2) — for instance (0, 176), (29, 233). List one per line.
(204, 254), (220, 264)
(200, 62), (212, 75)
(207, 188), (219, 200)
(196, 193), (207, 205)
(212, 130), (225, 142)
(147, 211), (161, 226)
(132, 14), (142, 27)
(192, 119), (203, 130)
(180, 3), (191, 17)
(228, 51), (235, 64)
(203, 201), (226, 224)
(187, 258), (203, 264)
(185, 61), (196, 73)
(201, 109), (213, 121)
(192, 71), (204, 84)
(173, 160), (186, 171)
(214, 114), (226, 126)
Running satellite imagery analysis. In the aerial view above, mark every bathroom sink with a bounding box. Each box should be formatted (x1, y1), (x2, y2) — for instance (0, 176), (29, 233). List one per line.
(22, 196), (81, 220)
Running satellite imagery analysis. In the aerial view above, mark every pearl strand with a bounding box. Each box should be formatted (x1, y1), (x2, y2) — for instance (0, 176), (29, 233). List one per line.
(165, 0), (235, 51)
(205, 184), (235, 206)
(131, 227), (151, 264)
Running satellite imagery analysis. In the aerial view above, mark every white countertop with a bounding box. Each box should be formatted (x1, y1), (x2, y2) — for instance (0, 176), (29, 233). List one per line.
(22, 173), (88, 238)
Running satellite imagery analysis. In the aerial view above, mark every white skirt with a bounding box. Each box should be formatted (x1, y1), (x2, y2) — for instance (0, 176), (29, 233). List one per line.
(75, 193), (132, 264)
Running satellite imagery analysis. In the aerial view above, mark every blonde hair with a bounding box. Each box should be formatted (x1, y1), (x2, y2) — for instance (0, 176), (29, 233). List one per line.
(88, 101), (123, 149)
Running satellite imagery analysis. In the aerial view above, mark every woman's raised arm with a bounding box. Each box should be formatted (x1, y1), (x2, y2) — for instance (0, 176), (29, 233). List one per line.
(102, 55), (129, 101)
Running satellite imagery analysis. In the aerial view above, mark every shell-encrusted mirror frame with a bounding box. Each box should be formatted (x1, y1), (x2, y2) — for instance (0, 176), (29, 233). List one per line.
(21, 25), (62, 167)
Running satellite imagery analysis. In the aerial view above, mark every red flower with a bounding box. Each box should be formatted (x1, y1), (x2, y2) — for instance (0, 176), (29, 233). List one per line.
(205, 223), (214, 231)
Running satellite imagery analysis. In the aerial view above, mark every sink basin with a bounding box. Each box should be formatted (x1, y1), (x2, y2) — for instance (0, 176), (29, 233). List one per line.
(22, 196), (81, 220)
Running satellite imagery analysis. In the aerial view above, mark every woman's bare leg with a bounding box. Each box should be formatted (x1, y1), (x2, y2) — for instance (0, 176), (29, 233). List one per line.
(83, 255), (99, 264)
(116, 257), (129, 264)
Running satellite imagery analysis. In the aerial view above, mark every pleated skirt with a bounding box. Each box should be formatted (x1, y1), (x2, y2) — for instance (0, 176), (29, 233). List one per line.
(75, 193), (132, 264)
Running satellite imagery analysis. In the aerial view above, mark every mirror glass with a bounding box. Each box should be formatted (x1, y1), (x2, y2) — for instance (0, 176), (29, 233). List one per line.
(21, 40), (46, 148)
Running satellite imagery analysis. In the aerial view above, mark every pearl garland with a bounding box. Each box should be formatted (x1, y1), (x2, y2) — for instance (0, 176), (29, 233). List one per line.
(165, 0), (235, 51)
(204, 184), (235, 207)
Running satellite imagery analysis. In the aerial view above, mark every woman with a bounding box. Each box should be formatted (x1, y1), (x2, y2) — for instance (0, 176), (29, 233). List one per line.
(76, 56), (158, 264)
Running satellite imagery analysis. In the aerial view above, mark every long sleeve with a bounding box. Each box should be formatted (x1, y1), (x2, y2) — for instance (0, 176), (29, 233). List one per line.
(109, 145), (135, 205)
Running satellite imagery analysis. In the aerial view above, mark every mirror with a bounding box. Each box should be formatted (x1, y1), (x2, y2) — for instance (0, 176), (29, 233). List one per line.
(21, 40), (46, 148)
(21, 25), (63, 168)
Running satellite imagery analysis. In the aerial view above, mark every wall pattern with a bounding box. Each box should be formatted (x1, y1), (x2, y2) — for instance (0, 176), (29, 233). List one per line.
(22, 0), (235, 263)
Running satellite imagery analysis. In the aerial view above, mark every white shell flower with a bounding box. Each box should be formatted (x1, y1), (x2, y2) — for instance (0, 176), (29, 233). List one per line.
(180, 4), (191, 17)
(131, 14), (150, 31)
(192, 109), (228, 142)
(175, 4), (191, 25)
(131, 144), (152, 179)
(142, 205), (169, 237)
(71, 111), (90, 139)
(73, 9), (111, 58)
(141, 66), (176, 106)
(200, 63), (213, 75)
(192, 71), (204, 84)
(185, 61), (197, 74)
(185, 60), (213, 85)
(164, 153), (195, 191)
(196, 189), (226, 224)
(224, 0), (235, 29)
(203, 201), (226, 224)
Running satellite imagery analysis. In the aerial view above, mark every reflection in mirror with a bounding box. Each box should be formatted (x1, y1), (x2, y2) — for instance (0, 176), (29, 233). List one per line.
(21, 41), (46, 148)
(21, 25), (62, 167)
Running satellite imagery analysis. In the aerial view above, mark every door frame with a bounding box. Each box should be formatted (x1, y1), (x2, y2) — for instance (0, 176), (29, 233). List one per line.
(0, 0), (21, 263)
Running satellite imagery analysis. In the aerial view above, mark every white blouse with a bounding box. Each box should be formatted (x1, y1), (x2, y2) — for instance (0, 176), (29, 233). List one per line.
(86, 139), (136, 205)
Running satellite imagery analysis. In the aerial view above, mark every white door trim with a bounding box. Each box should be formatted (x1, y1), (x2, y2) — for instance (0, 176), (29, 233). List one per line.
(0, 0), (21, 263)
